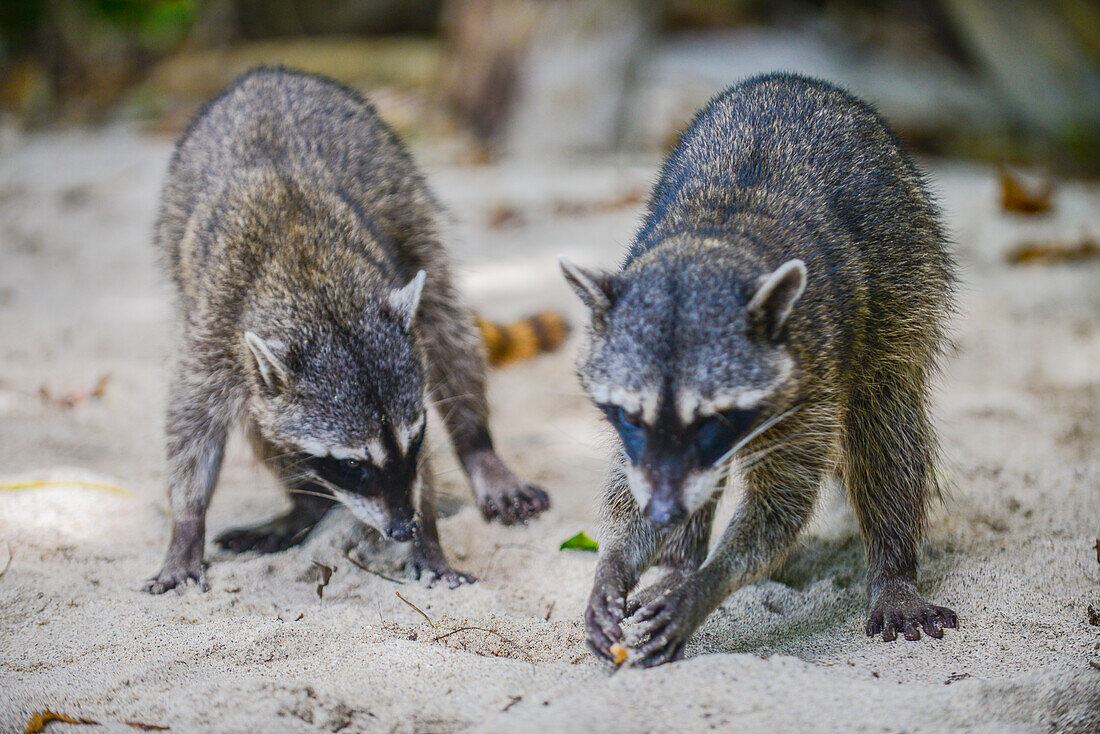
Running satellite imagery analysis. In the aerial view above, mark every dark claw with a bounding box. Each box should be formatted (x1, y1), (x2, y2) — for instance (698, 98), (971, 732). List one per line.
(585, 592), (625, 661)
(588, 605), (622, 645)
(477, 483), (551, 525)
(865, 609), (884, 637)
(479, 496), (499, 522)
(638, 640), (685, 668)
(586, 638), (617, 664)
(867, 597), (957, 643)
(144, 567), (207, 595)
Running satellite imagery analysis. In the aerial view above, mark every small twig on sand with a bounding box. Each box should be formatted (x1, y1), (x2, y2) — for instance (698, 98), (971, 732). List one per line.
(341, 551), (405, 584)
(395, 591), (433, 627)
(544, 600), (555, 621)
(431, 626), (533, 662)
(313, 561), (335, 599)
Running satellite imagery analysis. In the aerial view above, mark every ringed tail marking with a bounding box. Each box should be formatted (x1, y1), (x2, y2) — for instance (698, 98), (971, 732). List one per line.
(477, 311), (570, 367)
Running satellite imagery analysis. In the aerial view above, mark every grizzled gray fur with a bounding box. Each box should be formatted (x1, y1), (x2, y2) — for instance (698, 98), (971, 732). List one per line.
(146, 67), (549, 594)
(561, 73), (958, 666)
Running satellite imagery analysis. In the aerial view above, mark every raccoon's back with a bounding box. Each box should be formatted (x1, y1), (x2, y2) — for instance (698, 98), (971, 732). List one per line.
(156, 67), (430, 290)
(635, 73), (942, 259)
(632, 73), (955, 361)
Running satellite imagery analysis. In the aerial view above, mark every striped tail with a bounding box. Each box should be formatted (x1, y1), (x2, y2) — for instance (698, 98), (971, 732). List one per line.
(477, 311), (570, 367)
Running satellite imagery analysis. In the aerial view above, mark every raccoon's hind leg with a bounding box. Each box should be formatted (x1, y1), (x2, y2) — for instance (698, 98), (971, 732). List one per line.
(626, 491), (718, 616)
(844, 373), (958, 642)
(145, 364), (234, 594)
(416, 270), (550, 524)
(215, 429), (336, 554)
(215, 491), (335, 554)
(406, 458), (476, 588)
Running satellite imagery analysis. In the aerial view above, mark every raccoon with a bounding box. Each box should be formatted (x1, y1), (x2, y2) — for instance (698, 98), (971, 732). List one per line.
(561, 73), (958, 666)
(145, 67), (550, 594)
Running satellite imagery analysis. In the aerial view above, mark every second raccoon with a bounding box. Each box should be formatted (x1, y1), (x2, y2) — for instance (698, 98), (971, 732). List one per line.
(146, 67), (551, 594)
(562, 73), (958, 666)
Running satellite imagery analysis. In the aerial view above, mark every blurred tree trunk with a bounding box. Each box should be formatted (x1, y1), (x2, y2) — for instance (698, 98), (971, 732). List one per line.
(439, 0), (541, 146)
(940, 0), (1100, 159)
(440, 0), (658, 157)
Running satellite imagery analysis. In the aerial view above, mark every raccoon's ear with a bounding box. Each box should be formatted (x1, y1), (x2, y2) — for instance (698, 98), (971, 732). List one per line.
(747, 259), (807, 341)
(559, 257), (619, 321)
(388, 270), (427, 330)
(244, 331), (290, 393)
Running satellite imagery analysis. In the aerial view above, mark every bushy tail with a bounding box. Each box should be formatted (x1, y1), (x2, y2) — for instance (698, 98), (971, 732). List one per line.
(477, 312), (570, 367)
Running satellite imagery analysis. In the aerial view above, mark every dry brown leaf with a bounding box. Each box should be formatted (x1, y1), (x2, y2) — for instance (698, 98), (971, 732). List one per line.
(999, 168), (1055, 215)
(486, 203), (524, 229)
(24, 710), (98, 733)
(39, 374), (111, 408)
(126, 722), (170, 731)
(1005, 237), (1100, 265)
(553, 187), (645, 216)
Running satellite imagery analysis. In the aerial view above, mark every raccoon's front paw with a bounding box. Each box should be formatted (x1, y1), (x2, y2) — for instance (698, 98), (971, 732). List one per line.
(478, 482), (550, 525)
(625, 584), (701, 667)
(408, 556), (476, 589)
(625, 570), (688, 617)
(866, 586), (958, 641)
(585, 586), (627, 663)
(144, 562), (208, 595)
(467, 450), (551, 525)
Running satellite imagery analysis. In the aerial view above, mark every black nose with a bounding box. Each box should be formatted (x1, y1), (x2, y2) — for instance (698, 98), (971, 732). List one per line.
(387, 517), (417, 542)
(645, 496), (686, 529)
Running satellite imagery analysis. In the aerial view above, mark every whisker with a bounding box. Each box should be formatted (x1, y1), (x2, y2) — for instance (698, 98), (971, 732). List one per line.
(427, 392), (478, 409)
(712, 405), (802, 469)
(288, 487), (336, 501)
(300, 470), (346, 498)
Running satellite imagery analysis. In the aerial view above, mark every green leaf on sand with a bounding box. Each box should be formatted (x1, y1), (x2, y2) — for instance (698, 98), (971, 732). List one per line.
(560, 531), (598, 552)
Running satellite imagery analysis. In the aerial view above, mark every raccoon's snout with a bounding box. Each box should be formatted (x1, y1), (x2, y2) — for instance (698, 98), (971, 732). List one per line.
(643, 475), (688, 528)
(386, 515), (418, 543)
(645, 494), (686, 528)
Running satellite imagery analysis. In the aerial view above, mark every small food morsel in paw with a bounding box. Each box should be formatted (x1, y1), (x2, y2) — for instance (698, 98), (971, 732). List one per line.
(610, 642), (629, 666)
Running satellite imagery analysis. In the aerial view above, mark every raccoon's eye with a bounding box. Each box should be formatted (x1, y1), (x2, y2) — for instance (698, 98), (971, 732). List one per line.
(340, 458), (361, 471)
(601, 405), (646, 462)
(694, 408), (762, 466)
(616, 407), (643, 428)
(601, 404), (642, 428)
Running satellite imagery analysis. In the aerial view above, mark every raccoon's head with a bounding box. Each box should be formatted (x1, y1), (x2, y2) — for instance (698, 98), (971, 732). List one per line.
(243, 271), (429, 541)
(560, 248), (806, 528)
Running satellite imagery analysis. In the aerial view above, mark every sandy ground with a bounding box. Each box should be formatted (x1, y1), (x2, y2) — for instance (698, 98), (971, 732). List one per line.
(1, 127), (1099, 733)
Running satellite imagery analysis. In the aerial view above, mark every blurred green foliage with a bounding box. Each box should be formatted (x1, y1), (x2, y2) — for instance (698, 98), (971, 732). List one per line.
(1, 0), (197, 60)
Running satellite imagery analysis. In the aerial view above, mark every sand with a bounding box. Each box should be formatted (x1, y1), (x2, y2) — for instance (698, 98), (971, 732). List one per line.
(1, 128), (1098, 733)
